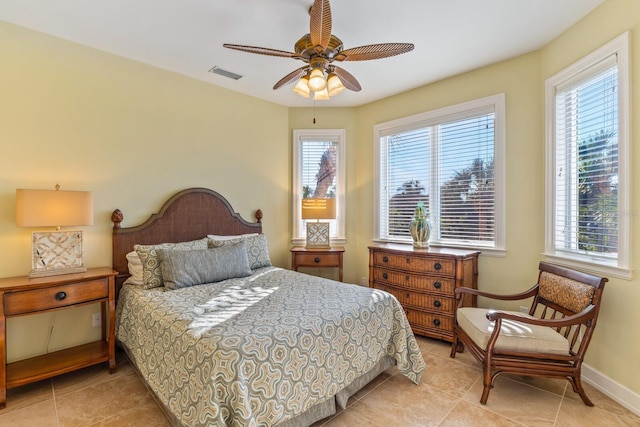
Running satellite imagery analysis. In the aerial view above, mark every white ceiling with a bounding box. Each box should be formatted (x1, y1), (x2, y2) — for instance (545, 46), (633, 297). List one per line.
(0, 0), (605, 107)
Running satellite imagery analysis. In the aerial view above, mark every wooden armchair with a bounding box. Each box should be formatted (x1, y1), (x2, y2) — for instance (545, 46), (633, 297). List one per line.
(450, 261), (607, 406)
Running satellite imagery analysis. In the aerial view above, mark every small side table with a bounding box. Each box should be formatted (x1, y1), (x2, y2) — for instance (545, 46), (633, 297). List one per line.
(0, 267), (117, 409)
(291, 246), (345, 282)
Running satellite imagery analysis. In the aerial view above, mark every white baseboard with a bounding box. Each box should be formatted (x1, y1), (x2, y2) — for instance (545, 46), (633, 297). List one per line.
(582, 363), (640, 416)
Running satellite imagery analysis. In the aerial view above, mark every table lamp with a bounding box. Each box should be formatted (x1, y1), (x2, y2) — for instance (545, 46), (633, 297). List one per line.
(16, 185), (94, 277)
(301, 198), (336, 249)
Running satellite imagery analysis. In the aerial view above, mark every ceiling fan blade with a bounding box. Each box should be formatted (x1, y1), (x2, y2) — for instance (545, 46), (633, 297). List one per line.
(335, 43), (415, 61)
(310, 0), (332, 49)
(223, 44), (302, 59)
(333, 66), (361, 92)
(273, 66), (309, 90)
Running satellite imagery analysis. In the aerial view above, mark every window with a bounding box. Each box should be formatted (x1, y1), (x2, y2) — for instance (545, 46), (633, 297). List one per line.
(545, 32), (630, 278)
(293, 129), (346, 245)
(374, 94), (505, 253)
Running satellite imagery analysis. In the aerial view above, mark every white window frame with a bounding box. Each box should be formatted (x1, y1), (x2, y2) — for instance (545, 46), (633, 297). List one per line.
(373, 94), (506, 255)
(544, 32), (631, 279)
(292, 129), (346, 245)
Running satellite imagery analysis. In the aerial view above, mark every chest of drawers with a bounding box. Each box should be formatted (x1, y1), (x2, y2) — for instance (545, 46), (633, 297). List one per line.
(368, 243), (479, 342)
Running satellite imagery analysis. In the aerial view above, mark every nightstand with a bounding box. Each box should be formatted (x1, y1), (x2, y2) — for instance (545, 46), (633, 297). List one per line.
(291, 246), (345, 282)
(0, 267), (117, 409)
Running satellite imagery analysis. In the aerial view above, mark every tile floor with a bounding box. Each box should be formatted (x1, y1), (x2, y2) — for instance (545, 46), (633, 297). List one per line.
(1, 336), (638, 426)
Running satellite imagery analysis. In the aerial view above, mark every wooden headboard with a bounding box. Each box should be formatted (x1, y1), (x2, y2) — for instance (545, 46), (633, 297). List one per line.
(111, 187), (262, 292)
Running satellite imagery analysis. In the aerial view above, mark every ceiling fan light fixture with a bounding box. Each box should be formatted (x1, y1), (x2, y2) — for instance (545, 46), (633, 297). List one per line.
(327, 72), (345, 96)
(313, 87), (330, 100)
(293, 76), (311, 98)
(308, 68), (327, 91)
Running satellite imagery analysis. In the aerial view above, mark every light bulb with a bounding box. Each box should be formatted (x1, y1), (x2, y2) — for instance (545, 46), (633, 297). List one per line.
(327, 72), (346, 96)
(293, 76), (310, 98)
(308, 68), (327, 91)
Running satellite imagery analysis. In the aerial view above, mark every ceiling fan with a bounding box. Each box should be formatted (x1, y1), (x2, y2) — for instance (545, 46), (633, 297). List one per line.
(223, 0), (414, 100)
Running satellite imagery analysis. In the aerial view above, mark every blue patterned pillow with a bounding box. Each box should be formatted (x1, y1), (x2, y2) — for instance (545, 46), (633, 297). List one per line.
(134, 237), (208, 289)
(158, 241), (252, 290)
(208, 234), (271, 269)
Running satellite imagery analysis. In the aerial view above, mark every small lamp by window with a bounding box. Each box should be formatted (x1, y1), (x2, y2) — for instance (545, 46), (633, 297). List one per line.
(16, 185), (94, 277)
(301, 198), (336, 249)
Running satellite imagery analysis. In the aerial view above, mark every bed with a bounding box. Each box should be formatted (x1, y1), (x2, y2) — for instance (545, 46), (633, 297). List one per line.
(111, 187), (425, 426)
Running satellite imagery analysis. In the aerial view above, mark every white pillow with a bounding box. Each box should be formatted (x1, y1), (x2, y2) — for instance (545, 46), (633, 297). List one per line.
(206, 233), (259, 241)
(124, 250), (144, 286)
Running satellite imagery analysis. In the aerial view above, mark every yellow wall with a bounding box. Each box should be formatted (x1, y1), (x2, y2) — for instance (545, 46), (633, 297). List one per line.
(0, 21), (290, 361)
(1, 0), (638, 398)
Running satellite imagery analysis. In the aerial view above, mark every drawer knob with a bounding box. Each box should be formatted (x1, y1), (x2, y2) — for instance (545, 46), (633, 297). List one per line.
(433, 281), (442, 289)
(314, 257), (321, 263)
(382, 273), (388, 280)
(55, 291), (67, 301)
(434, 262), (442, 270)
(433, 319), (441, 327)
(382, 256), (389, 263)
(434, 300), (441, 308)
(405, 292), (410, 299)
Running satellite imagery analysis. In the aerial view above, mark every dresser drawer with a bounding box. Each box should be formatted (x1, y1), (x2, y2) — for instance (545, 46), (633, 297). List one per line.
(375, 284), (454, 314)
(372, 268), (455, 294)
(404, 309), (453, 335)
(373, 252), (455, 276)
(4, 279), (108, 316)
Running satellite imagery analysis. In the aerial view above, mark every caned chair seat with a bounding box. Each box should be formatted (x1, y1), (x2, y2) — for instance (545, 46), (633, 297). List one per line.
(456, 307), (569, 355)
(451, 262), (607, 407)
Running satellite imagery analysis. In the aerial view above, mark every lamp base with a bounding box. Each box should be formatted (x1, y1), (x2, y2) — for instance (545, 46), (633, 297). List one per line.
(30, 230), (86, 278)
(305, 222), (331, 249)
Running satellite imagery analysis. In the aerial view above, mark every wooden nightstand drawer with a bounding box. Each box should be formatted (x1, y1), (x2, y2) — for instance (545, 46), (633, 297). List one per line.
(373, 252), (456, 276)
(4, 279), (108, 316)
(295, 253), (341, 267)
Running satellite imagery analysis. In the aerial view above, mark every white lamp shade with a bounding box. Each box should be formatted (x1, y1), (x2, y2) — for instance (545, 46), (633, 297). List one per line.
(293, 77), (311, 98)
(313, 88), (330, 100)
(308, 68), (327, 91)
(327, 73), (346, 96)
(16, 189), (94, 227)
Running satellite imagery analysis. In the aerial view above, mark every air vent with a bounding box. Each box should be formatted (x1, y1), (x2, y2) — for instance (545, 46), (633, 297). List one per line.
(209, 66), (243, 80)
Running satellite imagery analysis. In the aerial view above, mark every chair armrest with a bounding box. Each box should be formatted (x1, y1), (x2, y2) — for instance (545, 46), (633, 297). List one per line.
(486, 304), (597, 327)
(455, 285), (538, 301)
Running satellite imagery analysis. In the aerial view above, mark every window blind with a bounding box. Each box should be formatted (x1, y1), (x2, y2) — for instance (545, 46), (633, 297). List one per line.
(554, 59), (618, 257)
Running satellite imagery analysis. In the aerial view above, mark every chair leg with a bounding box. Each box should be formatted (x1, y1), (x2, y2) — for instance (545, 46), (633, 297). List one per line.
(480, 360), (493, 405)
(570, 375), (594, 407)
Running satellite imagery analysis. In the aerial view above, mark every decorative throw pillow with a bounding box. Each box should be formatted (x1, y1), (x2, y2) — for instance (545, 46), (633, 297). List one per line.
(158, 240), (252, 290)
(208, 233), (272, 269)
(124, 250), (144, 286)
(134, 237), (208, 289)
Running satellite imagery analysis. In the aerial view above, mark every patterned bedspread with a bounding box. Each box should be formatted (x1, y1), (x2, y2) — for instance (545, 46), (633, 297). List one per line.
(116, 267), (425, 426)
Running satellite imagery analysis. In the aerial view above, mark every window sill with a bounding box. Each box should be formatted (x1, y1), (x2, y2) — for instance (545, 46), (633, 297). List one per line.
(542, 253), (632, 280)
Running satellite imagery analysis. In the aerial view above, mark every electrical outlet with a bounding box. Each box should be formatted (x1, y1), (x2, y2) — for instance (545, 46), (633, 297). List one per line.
(92, 312), (102, 327)
(360, 276), (367, 286)
(519, 306), (529, 313)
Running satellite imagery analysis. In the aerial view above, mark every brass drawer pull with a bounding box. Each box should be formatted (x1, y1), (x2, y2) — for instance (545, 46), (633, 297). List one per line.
(433, 281), (442, 289)
(55, 291), (67, 301)
(434, 263), (442, 270)
(434, 300), (441, 308)
(314, 257), (320, 263)
(433, 319), (441, 327)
